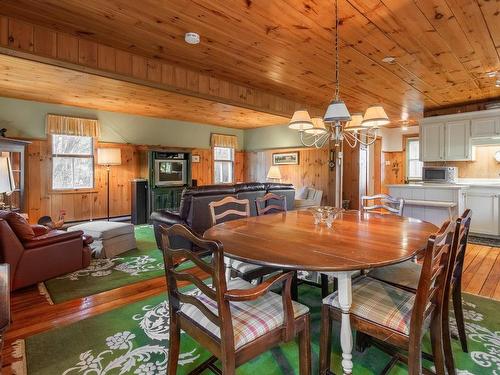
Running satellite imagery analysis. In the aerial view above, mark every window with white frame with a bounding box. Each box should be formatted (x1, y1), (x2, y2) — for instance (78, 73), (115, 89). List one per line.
(52, 134), (94, 190)
(406, 137), (423, 180)
(213, 146), (234, 184)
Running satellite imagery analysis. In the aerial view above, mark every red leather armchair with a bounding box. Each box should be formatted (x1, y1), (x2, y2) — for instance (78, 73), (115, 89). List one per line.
(0, 217), (92, 291)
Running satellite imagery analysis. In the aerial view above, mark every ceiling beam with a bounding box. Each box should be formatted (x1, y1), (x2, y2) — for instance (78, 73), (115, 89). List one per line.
(0, 16), (324, 119)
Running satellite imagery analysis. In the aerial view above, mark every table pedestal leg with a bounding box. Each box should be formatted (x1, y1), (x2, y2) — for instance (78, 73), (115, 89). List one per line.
(333, 271), (354, 375)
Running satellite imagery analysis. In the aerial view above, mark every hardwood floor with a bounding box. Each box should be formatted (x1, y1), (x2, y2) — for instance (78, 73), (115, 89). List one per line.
(1, 245), (498, 373)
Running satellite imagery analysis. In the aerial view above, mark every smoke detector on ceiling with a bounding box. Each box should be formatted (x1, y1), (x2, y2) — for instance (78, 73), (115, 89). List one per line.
(185, 32), (200, 45)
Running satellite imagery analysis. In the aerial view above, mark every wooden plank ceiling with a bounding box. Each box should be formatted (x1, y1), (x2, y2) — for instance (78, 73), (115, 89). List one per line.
(0, 54), (288, 128)
(0, 0), (499, 128)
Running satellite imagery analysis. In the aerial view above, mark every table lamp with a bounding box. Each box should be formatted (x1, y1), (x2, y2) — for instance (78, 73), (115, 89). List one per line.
(0, 156), (15, 210)
(97, 148), (121, 221)
(267, 166), (282, 182)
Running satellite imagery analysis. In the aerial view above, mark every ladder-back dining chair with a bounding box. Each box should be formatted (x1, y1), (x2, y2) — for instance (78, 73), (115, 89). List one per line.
(320, 219), (455, 375)
(255, 193), (287, 216)
(361, 194), (404, 216)
(369, 209), (472, 364)
(209, 196), (276, 282)
(160, 224), (311, 375)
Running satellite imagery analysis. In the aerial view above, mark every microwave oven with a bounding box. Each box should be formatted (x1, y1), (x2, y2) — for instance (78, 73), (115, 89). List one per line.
(422, 166), (458, 183)
(154, 159), (188, 187)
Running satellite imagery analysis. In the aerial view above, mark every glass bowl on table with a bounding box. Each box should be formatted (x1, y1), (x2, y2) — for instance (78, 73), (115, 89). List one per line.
(309, 206), (344, 228)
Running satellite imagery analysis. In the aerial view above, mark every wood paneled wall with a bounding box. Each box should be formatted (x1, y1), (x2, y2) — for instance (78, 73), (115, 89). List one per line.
(381, 151), (405, 194)
(245, 148), (330, 205)
(25, 140), (246, 223)
(26, 140), (141, 223)
(426, 145), (500, 179)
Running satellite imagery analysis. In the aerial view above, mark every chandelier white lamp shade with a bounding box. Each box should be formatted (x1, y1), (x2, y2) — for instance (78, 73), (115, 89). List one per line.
(288, 110), (314, 131)
(324, 100), (351, 123)
(361, 104), (390, 128)
(343, 113), (364, 132)
(305, 117), (328, 135)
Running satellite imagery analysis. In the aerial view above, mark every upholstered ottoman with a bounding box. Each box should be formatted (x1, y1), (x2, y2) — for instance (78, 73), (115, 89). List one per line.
(67, 221), (136, 259)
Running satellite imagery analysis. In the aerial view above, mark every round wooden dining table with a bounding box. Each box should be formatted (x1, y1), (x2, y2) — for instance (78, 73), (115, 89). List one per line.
(204, 209), (437, 375)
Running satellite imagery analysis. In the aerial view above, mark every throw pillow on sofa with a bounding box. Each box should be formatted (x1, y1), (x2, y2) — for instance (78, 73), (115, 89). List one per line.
(0, 210), (35, 241)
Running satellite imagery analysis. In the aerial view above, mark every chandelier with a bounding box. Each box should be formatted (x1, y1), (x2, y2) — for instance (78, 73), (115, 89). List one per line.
(288, 0), (389, 148)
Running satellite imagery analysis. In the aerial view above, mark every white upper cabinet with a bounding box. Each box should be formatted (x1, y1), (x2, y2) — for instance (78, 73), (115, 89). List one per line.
(420, 108), (500, 162)
(421, 122), (444, 161)
(471, 117), (500, 138)
(444, 120), (471, 161)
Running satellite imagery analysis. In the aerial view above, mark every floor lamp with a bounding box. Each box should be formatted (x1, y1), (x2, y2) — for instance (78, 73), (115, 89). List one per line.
(97, 148), (122, 221)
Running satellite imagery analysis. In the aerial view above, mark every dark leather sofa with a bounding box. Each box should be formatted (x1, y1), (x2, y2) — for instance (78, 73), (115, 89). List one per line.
(150, 182), (295, 249)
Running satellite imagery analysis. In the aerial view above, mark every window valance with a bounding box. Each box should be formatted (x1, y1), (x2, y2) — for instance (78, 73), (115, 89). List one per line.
(45, 114), (101, 138)
(211, 133), (238, 149)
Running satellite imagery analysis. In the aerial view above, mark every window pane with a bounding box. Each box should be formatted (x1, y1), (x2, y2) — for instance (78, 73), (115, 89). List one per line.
(214, 161), (233, 184)
(52, 157), (93, 189)
(214, 147), (233, 161)
(409, 139), (419, 159)
(409, 160), (423, 178)
(52, 157), (74, 189)
(73, 158), (94, 188)
(52, 135), (93, 155)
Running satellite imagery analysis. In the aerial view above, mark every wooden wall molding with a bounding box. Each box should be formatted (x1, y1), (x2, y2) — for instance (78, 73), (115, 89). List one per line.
(0, 16), (322, 119)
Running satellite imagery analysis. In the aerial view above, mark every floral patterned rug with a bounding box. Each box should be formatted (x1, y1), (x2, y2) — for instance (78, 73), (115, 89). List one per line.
(41, 225), (193, 304)
(13, 284), (500, 375)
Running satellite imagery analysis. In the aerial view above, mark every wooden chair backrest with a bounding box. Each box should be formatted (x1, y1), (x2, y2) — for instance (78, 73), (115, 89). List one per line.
(208, 196), (250, 226)
(255, 193), (287, 216)
(361, 194), (404, 216)
(159, 224), (235, 348)
(410, 219), (455, 339)
(450, 209), (472, 289)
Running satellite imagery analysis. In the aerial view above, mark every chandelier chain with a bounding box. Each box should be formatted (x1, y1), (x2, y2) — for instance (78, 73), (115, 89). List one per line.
(335, 0), (340, 100)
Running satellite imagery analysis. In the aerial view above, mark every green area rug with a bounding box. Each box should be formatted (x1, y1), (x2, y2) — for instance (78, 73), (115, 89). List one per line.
(41, 225), (193, 304)
(16, 284), (499, 374)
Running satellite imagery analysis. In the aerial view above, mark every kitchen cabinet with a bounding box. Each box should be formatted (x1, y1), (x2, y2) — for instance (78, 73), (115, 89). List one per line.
(420, 108), (500, 162)
(444, 120), (471, 161)
(465, 187), (500, 236)
(470, 117), (500, 138)
(421, 123), (444, 161)
(420, 120), (471, 161)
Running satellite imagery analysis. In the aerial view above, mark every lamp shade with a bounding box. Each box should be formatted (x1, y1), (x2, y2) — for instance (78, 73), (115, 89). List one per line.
(305, 117), (328, 135)
(361, 104), (390, 127)
(97, 148), (122, 166)
(344, 113), (364, 132)
(324, 100), (351, 122)
(267, 166), (282, 180)
(288, 110), (313, 131)
(0, 156), (15, 194)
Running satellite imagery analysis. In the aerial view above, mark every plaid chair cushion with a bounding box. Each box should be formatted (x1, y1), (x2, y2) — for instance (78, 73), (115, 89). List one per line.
(180, 278), (309, 349)
(368, 260), (421, 290)
(323, 276), (415, 335)
(225, 257), (264, 274)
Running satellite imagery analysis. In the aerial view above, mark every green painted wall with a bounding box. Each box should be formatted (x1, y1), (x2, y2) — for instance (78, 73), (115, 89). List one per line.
(244, 124), (305, 151)
(0, 96), (307, 150)
(0, 97), (244, 150)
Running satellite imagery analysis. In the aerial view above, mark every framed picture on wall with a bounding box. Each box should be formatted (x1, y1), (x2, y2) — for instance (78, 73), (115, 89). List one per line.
(272, 152), (299, 165)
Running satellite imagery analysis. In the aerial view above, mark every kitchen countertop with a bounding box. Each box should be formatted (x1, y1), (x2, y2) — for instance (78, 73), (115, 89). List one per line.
(387, 179), (500, 189)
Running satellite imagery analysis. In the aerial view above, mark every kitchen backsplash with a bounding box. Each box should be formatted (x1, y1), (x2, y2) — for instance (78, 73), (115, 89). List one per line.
(425, 144), (500, 178)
